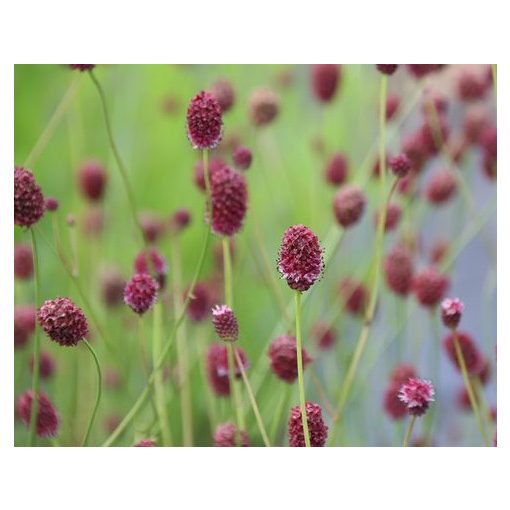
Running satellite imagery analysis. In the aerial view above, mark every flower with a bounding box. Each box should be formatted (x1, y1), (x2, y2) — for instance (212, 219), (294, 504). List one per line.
(268, 335), (312, 383)
(333, 184), (366, 228)
(232, 145), (252, 170)
(45, 197), (59, 211)
(249, 88), (279, 126)
(384, 245), (414, 296)
(288, 401), (328, 447)
(14, 243), (33, 280)
(77, 160), (107, 202)
(17, 390), (59, 437)
(186, 282), (212, 322)
(398, 378), (435, 416)
(406, 65), (444, 79)
(134, 248), (168, 290)
(14, 306), (36, 349)
(170, 208), (191, 233)
(441, 297), (464, 329)
(390, 363), (417, 385)
(134, 439), (156, 447)
(426, 169), (457, 204)
(193, 156), (227, 192)
(339, 277), (367, 315)
(14, 167), (45, 227)
(206, 343), (248, 396)
(211, 305), (239, 341)
(124, 274), (158, 314)
(386, 94), (400, 121)
(311, 321), (337, 350)
(376, 64), (398, 75)
(383, 383), (408, 420)
(38, 297), (89, 346)
(186, 91), (223, 149)
(324, 153), (348, 186)
(311, 64), (340, 102)
(213, 422), (249, 447)
(100, 268), (126, 308)
(443, 331), (484, 375)
(29, 351), (56, 379)
(138, 211), (165, 244)
(277, 225), (323, 292)
(69, 64), (95, 71)
(457, 71), (488, 102)
(210, 79), (235, 113)
(413, 267), (449, 307)
(374, 203), (402, 232)
(389, 153), (412, 179)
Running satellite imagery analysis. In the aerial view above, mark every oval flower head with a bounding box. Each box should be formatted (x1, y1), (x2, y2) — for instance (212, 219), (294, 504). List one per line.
(277, 225), (324, 292)
(186, 91), (223, 149)
(211, 305), (239, 342)
(441, 297), (464, 329)
(398, 378), (435, 416)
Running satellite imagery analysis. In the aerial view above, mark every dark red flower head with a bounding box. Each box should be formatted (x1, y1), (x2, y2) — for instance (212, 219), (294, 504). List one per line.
(17, 390), (59, 437)
(277, 225), (324, 292)
(389, 153), (412, 179)
(311, 64), (340, 102)
(383, 383), (408, 420)
(311, 321), (337, 350)
(232, 145), (252, 171)
(333, 184), (366, 228)
(138, 211), (165, 244)
(134, 439), (156, 447)
(210, 79), (235, 113)
(100, 268), (126, 308)
(38, 297), (89, 346)
(398, 378), (435, 416)
(186, 91), (223, 149)
(249, 88), (280, 126)
(376, 64), (398, 75)
(406, 65), (444, 79)
(268, 335), (312, 383)
(170, 208), (192, 233)
(288, 401), (328, 447)
(384, 245), (414, 296)
(124, 273), (158, 314)
(14, 243), (33, 280)
(186, 282), (212, 322)
(209, 166), (248, 236)
(14, 167), (45, 227)
(324, 153), (348, 186)
(14, 305), (36, 349)
(214, 422), (249, 447)
(45, 197), (59, 212)
(457, 71), (488, 102)
(390, 363), (417, 385)
(339, 277), (367, 315)
(420, 115), (449, 155)
(374, 202), (402, 232)
(413, 267), (449, 307)
(426, 169), (457, 205)
(206, 343), (248, 396)
(443, 331), (484, 375)
(193, 156), (227, 192)
(463, 107), (490, 144)
(386, 94), (400, 121)
(211, 305), (239, 342)
(441, 297), (464, 329)
(401, 131), (428, 174)
(78, 160), (107, 202)
(69, 64), (95, 71)
(30, 351), (56, 379)
(134, 248), (168, 290)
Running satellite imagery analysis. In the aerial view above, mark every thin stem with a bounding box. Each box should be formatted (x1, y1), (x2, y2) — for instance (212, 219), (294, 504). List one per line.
(138, 316), (149, 378)
(452, 330), (490, 446)
(402, 416), (416, 447)
(28, 228), (41, 446)
(295, 291), (310, 447)
(491, 65), (497, 97)
(310, 367), (335, 420)
(473, 376), (493, 426)
(81, 339), (102, 447)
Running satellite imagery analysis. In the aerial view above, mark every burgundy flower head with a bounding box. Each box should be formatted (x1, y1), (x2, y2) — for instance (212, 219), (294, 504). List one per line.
(214, 422), (250, 447)
(374, 203), (402, 232)
(170, 208), (192, 232)
(383, 383), (408, 420)
(193, 156), (227, 192)
(14, 243), (33, 280)
(14, 305), (36, 349)
(376, 64), (398, 75)
(124, 273), (158, 314)
(277, 225), (324, 292)
(463, 107), (490, 144)
(333, 184), (366, 228)
(311, 64), (340, 102)
(401, 131), (428, 173)
(288, 401), (328, 447)
(186, 282), (212, 322)
(384, 245), (414, 296)
(186, 91), (223, 149)
(389, 153), (412, 179)
(420, 116), (449, 155)
(457, 71), (487, 102)
(69, 64), (95, 71)
(138, 211), (165, 244)
(134, 248), (168, 290)
(45, 197), (59, 212)
(210, 79), (235, 113)
(211, 305), (239, 342)
(430, 239), (449, 264)
(17, 390), (59, 437)
(443, 331), (484, 375)
(311, 321), (337, 350)
(134, 439), (156, 447)
(206, 343), (248, 396)
(14, 167), (45, 227)
(426, 169), (457, 205)
(268, 335), (312, 383)
(413, 267), (449, 307)
(249, 88), (280, 126)
(390, 363), (417, 385)
(398, 378), (435, 416)
(100, 268), (126, 308)
(441, 297), (464, 329)
(324, 153), (348, 186)
(38, 297), (89, 346)
(406, 65), (444, 79)
(30, 351), (56, 379)
(78, 160), (107, 202)
(386, 94), (400, 121)
(339, 277), (367, 315)
(232, 145), (252, 171)
(209, 166), (248, 236)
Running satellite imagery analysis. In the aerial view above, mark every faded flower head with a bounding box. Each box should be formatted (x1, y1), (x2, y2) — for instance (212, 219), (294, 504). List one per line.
(376, 64), (398, 75)
(426, 169), (457, 205)
(69, 64), (95, 71)
(211, 304), (239, 342)
(30, 351), (57, 379)
(14, 243), (33, 280)
(14, 167), (45, 227)
(134, 248), (168, 290)
(339, 277), (367, 316)
(384, 245), (414, 296)
(100, 268), (126, 308)
(333, 184), (366, 228)
(186, 91), (223, 149)
(170, 208), (192, 232)
(324, 153), (348, 186)
(398, 378), (435, 416)
(413, 267), (449, 307)
(268, 335), (312, 383)
(389, 153), (412, 179)
(186, 282), (212, 322)
(311, 64), (340, 102)
(213, 422), (249, 447)
(311, 321), (337, 350)
(14, 305), (36, 349)
(206, 343), (248, 396)
(288, 401), (328, 447)
(249, 88), (280, 126)
(232, 145), (252, 171)
(124, 273), (158, 314)
(78, 160), (107, 202)
(441, 297), (464, 329)
(210, 79), (235, 113)
(17, 390), (59, 437)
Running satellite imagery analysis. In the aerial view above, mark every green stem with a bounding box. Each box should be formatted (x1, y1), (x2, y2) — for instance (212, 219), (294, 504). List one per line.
(452, 331), (490, 446)
(28, 228), (41, 446)
(269, 384), (292, 445)
(402, 415), (416, 447)
(491, 65), (497, 96)
(295, 291), (310, 447)
(81, 339), (102, 446)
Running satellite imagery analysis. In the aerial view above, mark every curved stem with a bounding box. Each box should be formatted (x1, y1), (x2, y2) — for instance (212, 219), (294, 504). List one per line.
(295, 291), (310, 447)
(81, 339), (102, 446)
(28, 228), (41, 446)
(402, 415), (416, 447)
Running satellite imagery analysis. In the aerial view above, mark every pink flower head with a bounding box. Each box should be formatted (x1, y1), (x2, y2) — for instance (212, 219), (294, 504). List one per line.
(138, 211), (165, 244)
(69, 64), (95, 71)
(401, 131), (428, 174)
(457, 71), (488, 102)
(124, 273), (158, 314)
(14, 243), (33, 280)
(193, 156), (227, 192)
(384, 245), (414, 296)
(277, 225), (324, 292)
(17, 390), (59, 437)
(376, 64), (398, 75)
(170, 208), (192, 232)
(374, 203), (402, 232)
(311, 321), (337, 350)
(441, 298), (464, 329)
(38, 297), (89, 347)
(339, 277), (367, 316)
(30, 351), (56, 379)
(389, 153), (412, 179)
(186, 91), (223, 149)
(268, 335), (312, 383)
(398, 378), (435, 416)
(14, 167), (45, 227)
(443, 331), (484, 375)
(100, 268), (126, 308)
(77, 160), (107, 202)
(249, 88), (280, 126)
(134, 248), (168, 290)
(211, 305), (239, 342)
(426, 169), (457, 205)
(386, 94), (400, 121)
(288, 401), (328, 447)
(134, 439), (156, 447)
(206, 343), (248, 396)
(406, 64), (444, 79)
(324, 153), (348, 186)
(210, 79), (235, 113)
(311, 64), (340, 102)
(14, 305), (36, 349)
(214, 422), (249, 447)
(232, 145), (252, 171)
(333, 184), (366, 228)
(413, 267), (449, 307)
(45, 197), (59, 212)
(186, 282), (212, 322)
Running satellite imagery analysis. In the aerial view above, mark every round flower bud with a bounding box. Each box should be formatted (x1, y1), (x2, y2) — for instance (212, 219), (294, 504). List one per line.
(443, 331), (484, 375)
(384, 245), (414, 296)
(441, 297), (464, 329)
(324, 153), (348, 186)
(78, 160), (107, 202)
(339, 277), (367, 315)
(457, 71), (487, 102)
(100, 268), (126, 308)
(17, 390), (59, 437)
(398, 378), (435, 416)
(268, 335), (312, 383)
(186, 91), (223, 149)
(124, 273), (158, 314)
(426, 169), (457, 205)
(170, 208), (192, 232)
(14, 243), (33, 280)
(288, 401), (328, 447)
(206, 343), (248, 396)
(134, 248), (168, 290)
(211, 305), (239, 342)
(311, 64), (340, 102)
(413, 267), (449, 307)
(14, 305), (36, 349)
(30, 351), (56, 379)
(138, 211), (165, 244)
(186, 282), (212, 322)
(45, 197), (59, 212)
(14, 167), (45, 227)
(333, 184), (366, 228)
(376, 64), (398, 75)
(214, 422), (249, 447)
(69, 64), (95, 71)
(134, 439), (156, 447)
(389, 153), (412, 178)
(232, 145), (252, 171)
(311, 321), (337, 351)
(249, 88), (280, 126)
(210, 79), (235, 113)
(38, 297), (89, 346)
(277, 225), (324, 292)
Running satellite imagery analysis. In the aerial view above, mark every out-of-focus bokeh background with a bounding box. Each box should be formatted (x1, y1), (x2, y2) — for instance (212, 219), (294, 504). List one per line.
(14, 64), (496, 446)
